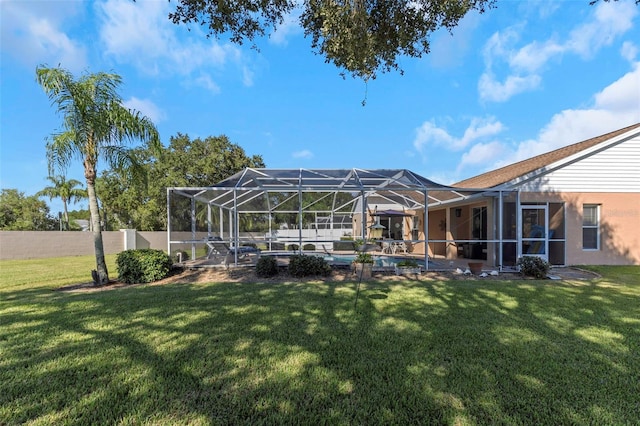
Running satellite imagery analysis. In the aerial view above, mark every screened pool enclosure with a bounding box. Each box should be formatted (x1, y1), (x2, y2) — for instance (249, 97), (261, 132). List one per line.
(167, 168), (525, 270)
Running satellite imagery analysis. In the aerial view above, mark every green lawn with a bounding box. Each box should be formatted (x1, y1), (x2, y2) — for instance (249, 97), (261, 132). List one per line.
(1, 257), (639, 425)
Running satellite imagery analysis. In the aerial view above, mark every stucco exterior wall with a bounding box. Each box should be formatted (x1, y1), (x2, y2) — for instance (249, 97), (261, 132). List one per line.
(0, 231), (168, 260)
(520, 192), (640, 265)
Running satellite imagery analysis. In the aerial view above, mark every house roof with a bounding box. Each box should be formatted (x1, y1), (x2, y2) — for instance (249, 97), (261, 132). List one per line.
(453, 123), (640, 189)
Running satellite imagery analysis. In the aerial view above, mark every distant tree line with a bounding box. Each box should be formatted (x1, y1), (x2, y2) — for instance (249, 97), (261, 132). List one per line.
(0, 133), (263, 232)
(96, 133), (265, 231)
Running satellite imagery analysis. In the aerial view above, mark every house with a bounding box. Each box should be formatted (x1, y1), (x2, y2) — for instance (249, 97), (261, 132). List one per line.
(168, 124), (639, 268)
(440, 123), (640, 267)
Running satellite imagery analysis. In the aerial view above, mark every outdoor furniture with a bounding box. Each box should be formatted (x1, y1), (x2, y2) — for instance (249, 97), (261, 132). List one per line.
(206, 237), (228, 259)
(391, 241), (407, 254)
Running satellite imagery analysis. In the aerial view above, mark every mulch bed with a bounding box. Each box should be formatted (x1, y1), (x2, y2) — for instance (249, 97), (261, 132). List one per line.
(56, 265), (599, 293)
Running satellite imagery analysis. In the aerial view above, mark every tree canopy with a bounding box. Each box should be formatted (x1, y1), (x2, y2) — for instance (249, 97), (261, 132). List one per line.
(0, 189), (56, 231)
(36, 175), (86, 231)
(97, 133), (265, 231)
(168, 0), (495, 79)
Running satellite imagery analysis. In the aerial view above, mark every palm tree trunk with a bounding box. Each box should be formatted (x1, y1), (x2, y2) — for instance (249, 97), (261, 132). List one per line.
(62, 199), (69, 231)
(87, 181), (109, 284)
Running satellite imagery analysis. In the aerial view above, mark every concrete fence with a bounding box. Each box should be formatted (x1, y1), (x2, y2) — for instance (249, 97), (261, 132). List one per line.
(0, 230), (168, 260)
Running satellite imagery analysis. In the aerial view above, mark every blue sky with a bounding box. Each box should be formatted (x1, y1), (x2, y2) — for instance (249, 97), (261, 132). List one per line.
(1, 0), (639, 215)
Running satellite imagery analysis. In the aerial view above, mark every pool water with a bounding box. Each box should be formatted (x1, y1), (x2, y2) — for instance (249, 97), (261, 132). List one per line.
(324, 254), (432, 268)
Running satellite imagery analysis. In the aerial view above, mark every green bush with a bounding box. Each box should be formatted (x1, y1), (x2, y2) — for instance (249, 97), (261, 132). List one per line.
(303, 243), (316, 251)
(287, 244), (299, 251)
(116, 249), (173, 284)
(256, 256), (279, 278)
(354, 252), (374, 264)
(333, 241), (356, 251)
(396, 259), (419, 268)
(517, 256), (550, 279)
(288, 255), (331, 277)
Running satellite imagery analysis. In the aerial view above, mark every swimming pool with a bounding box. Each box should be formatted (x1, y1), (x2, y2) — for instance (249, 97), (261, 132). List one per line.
(262, 251), (436, 269)
(323, 254), (433, 268)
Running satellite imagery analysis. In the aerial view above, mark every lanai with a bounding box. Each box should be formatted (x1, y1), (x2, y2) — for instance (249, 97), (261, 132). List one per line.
(167, 168), (516, 269)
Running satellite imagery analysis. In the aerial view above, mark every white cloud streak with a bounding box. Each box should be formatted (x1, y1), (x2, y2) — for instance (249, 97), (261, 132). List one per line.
(413, 117), (504, 152)
(463, 63), (640, 173)
(96, 0), (251, 92)
(292, 149), (313, 159)
(479, 1), (637, 103)
(0, 1), (87, 72)
(123, 97), (165, 123)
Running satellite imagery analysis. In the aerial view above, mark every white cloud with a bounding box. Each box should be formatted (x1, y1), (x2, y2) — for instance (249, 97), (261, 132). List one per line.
(509, 39), (563, 73)
(96, 0), (251, 89)
(193, 74), (221, 94)
(594, 62), (640, 112)
(457, 140), (507, 172)
(242, 66), (255, 87)
(0, 1), (87, 72)
(123, 97), (165, 123)
(474, 64), (640, 171)
(478, 72), (541, 103)
(479, 0), (637, 103)
(292, 149), (313, 159)
(413, 117), (504, 152)
(269, 7), (303, 46)
(429, 11), (481, 69)
(621, 41), (638, 62)
(566, 0), (636, 58)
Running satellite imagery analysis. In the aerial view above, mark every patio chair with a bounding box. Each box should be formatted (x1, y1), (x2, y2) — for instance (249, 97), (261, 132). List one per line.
(206, 237), (229, 259)
(393, 242), (408, 254)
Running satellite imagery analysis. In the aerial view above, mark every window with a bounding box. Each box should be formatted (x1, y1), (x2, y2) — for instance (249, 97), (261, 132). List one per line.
(582, 205), (600, 250)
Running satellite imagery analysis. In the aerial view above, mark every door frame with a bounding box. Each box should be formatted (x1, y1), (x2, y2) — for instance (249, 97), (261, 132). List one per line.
(519, 205), (549, 261)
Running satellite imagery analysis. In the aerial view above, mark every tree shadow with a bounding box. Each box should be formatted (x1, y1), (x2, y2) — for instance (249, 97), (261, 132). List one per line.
(1, 275), (639, 424)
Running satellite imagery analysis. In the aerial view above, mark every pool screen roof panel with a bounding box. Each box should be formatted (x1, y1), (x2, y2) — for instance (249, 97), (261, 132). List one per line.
(169, 168), (484, 208)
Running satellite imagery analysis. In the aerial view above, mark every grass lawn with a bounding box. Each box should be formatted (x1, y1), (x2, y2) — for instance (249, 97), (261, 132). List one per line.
(1, 257), (639, 425)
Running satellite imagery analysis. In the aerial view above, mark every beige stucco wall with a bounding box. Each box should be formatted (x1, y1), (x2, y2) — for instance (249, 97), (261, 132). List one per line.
(521, 192), (640, 265)
(0, 231), (168, 260)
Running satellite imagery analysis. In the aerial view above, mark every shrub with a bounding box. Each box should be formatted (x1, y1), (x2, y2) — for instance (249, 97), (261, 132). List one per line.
(303, 243), (316, 251)
(287, 244), (300, 251)
(288, 255), (331, 277)
(333, 241), (356, 251)
(256, 256), (279, 278)
(116, 249), (173, 284)
(517, 256), (550, 279)
(354, 252), (374, 264)
(396, 259), (419, 268)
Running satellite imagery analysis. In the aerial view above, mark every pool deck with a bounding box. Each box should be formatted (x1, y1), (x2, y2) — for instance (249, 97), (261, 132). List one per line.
(180, 250), (508, 273)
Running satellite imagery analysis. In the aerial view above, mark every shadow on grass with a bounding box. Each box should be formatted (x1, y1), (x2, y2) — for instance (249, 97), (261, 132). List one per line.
(1, 276), (639, 424)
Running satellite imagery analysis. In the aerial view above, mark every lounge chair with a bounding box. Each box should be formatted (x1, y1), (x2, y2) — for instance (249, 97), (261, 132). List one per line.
(206, 236), (261, 261)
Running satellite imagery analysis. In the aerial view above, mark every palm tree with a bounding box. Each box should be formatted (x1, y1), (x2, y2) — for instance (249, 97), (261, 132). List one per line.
(36, 66), (160, 285)
(37, 175), (86, 230)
